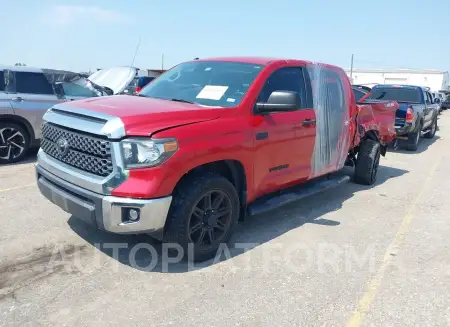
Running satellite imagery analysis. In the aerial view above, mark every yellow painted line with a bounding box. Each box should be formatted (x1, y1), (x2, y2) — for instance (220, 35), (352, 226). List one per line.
(0, 183), (35, 193)
(346, 158), (442, 327)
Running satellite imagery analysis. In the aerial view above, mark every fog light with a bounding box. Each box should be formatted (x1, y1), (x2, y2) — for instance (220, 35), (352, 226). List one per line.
(129, 209), (140, 222)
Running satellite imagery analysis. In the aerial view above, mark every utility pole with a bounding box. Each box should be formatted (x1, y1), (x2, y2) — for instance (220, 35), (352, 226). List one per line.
(161, 54), (164, 70)
(350, 54), (354, 84)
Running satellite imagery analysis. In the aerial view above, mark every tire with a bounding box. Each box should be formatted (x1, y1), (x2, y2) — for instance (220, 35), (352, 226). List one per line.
(163, 172), (240, 262)
(0, 122), (30, 164)
(404, 121), (421, 151)
(424, 116), (437, 139)
(354, 139), (381, 185)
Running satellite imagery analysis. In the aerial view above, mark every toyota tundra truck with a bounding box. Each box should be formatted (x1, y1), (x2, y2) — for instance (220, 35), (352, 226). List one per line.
(35, 57), (398, 261)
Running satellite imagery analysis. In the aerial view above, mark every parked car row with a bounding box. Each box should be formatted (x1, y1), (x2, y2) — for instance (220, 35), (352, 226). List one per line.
(0, 65), (154, 163)
(352, 83), (441, 151)
(441, 93), (450, 110)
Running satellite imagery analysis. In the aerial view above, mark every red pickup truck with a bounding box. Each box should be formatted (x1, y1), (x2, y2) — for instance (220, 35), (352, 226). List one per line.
(35, 57), (397, 261)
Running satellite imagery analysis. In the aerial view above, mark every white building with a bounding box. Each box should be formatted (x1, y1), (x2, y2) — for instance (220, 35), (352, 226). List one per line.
(345, 69), (450, 92)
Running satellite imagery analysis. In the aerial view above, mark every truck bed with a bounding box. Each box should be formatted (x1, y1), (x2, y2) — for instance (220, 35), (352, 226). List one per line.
(355, 100), (398, 145)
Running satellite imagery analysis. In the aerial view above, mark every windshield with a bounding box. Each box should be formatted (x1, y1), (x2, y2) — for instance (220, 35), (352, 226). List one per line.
(368, 87), (421, 103)
(138, 61), (264, 107)
(61, 82), (98, 98)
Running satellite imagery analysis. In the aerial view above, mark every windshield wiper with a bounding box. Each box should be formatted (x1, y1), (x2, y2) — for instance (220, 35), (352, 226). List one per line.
(135, 96), (197, 104)
(169, 98), (196, 104)
(167, 98), (195, 104)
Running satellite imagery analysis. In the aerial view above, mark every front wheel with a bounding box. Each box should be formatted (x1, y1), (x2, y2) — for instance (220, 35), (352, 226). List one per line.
(0, 123), (30, 164)
(354, 139), (381, 185)
(163, 172), (240, 262)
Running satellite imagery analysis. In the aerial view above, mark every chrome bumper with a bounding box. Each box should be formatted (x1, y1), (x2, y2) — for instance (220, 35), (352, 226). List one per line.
(35, 163), (172, 239)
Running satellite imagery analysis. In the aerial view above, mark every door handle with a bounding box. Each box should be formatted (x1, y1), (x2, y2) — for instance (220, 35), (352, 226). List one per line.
(11, 97), (23, 102)
(301, 119), (316, 126)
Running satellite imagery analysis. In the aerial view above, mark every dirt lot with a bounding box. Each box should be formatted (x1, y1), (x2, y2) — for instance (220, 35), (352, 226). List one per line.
(1, 112), (450, 327)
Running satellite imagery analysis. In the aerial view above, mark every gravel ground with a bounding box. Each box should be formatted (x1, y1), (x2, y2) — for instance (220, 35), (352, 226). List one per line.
(1, 112), (450, 327)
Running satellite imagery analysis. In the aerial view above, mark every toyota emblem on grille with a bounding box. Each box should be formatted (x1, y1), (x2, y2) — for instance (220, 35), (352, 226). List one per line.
(56, 137), (69, 157)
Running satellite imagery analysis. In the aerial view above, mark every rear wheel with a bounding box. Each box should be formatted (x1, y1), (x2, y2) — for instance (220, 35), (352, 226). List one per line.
(354, 139), (381, 185)
(163, 172), (240, 262)
(0, 123), (30, 164)
(424, 116), (437, 139)
(404, 122), (421, 151)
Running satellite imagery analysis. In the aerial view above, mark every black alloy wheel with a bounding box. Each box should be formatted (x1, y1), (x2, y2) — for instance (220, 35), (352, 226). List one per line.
(163, 172), (240, 262)
(188, 190), (233, 247)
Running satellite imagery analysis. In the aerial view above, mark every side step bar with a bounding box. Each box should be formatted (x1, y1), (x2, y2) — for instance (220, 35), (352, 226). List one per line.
(248, 175), (351, 216)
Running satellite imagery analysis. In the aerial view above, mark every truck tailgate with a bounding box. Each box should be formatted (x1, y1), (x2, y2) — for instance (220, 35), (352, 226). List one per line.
(356, 100), (398, 144)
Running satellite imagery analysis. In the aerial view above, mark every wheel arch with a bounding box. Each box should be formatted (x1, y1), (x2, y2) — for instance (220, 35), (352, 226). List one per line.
(0, 114), (35, 143)
(361, 130), (386, 156)
(363, 129), (380, 142)
(173, 159), (248, 216)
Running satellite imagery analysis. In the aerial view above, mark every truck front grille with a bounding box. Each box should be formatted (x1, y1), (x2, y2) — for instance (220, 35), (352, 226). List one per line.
(40, 123), (113, 177)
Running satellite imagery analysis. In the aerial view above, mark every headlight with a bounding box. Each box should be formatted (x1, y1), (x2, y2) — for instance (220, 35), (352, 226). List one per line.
(120, 138), (178, 169)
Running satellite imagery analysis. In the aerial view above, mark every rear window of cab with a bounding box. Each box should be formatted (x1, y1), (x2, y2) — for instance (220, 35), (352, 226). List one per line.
(368, 86), (421, 104)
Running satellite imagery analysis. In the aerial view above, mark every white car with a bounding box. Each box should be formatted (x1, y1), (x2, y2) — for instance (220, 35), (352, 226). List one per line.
(60, 66), (144, 99)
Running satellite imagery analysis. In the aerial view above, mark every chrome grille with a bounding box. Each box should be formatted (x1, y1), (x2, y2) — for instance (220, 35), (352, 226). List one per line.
(41, 123), (113, 177)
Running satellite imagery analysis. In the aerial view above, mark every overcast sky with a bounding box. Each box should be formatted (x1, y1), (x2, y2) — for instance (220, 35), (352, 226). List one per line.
(1, 0), (449, 73)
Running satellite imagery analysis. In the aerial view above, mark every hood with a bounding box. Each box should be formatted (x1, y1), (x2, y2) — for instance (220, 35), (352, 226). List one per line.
(88, 67), (137, 94)
(63, 95), (225, 136)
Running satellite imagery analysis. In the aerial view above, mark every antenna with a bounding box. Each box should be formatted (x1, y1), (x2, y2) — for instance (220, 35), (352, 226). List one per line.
(350, 54), (354, 83)
(130, 36), (141, 68)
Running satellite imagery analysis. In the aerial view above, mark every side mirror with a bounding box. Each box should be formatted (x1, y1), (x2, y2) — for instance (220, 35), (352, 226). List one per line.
(434, 98), (441, 104)
(256, 90), (301, 113)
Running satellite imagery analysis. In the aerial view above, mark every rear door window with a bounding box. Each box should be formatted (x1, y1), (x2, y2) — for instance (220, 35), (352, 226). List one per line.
(15, 72), (54, 95)
(0, 70), (5, 91)
(322, 69), (345, 112)
(369, 87), (421, 103)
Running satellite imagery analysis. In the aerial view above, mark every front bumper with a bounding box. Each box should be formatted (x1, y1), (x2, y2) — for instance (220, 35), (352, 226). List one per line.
(36, 164), (172, 239)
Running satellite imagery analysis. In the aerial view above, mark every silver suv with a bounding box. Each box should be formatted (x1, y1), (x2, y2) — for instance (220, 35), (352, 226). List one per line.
(0, 65), (149, 164)
(0, 66), (69, 164)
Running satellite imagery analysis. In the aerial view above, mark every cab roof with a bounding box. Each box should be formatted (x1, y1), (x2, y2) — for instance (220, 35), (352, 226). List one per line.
(0, 65), (44, 73)
(373, 84), (428, 91)
(195, 57), (282, 65)
(192, 56), (343, 70)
